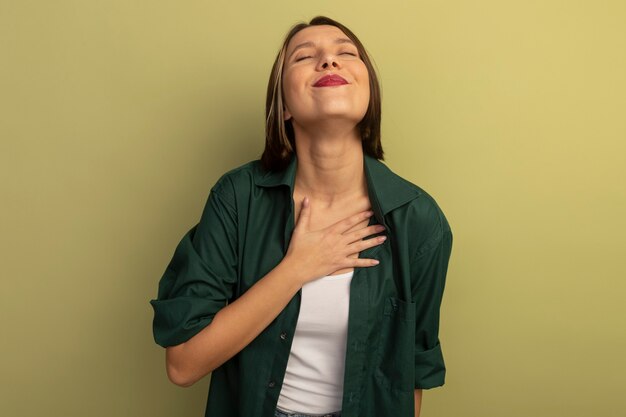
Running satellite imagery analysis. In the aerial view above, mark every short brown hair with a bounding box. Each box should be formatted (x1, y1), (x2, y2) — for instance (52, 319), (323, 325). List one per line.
(260, 15), (384, 172)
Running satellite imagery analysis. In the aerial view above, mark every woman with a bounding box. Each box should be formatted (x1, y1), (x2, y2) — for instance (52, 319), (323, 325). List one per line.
(150, 16), (453, 417)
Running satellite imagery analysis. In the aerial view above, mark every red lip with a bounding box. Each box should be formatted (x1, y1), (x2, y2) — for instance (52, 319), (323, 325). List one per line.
(313, 74), (349, 87)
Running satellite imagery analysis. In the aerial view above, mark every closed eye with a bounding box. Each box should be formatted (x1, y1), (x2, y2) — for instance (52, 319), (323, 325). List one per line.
(295, 52), (358, 62)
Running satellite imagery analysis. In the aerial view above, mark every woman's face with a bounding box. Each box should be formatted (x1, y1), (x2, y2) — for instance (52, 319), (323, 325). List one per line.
(282, 25), (370, 129)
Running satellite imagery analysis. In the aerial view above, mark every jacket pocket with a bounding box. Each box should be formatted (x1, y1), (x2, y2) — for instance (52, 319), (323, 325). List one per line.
(374, 296), (416, 393)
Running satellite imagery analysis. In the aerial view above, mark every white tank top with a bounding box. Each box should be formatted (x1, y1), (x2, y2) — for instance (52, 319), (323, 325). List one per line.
(276, 269), (354, 414)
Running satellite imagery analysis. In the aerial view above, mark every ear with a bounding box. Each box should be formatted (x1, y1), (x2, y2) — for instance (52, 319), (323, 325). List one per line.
(283, 107), (292, 121)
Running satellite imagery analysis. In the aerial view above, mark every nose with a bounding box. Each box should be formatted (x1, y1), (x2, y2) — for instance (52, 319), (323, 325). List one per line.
(316, 53), (340, 71)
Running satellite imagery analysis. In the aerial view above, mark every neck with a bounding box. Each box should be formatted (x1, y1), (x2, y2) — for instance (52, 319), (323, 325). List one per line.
(292, 125), (366, 209)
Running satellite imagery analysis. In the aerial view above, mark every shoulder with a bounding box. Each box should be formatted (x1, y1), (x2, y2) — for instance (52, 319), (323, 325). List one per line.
(209, 158), (263, 200)
(396, 179), (452, 257)
(406, 186), (451, 232)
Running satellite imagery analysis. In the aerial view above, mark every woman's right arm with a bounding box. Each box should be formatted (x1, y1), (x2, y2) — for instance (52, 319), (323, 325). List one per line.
(166, 197), (385, 387)
(166, 256), (304, 387)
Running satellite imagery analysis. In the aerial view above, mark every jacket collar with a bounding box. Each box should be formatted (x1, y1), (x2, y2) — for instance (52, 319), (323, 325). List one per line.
(253, 152), (421, 218)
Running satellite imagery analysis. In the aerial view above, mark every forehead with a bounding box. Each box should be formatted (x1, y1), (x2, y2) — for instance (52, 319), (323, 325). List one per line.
(286, 25), (350, 52)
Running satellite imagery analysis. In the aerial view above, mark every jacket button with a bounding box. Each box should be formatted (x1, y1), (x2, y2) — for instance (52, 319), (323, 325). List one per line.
(280, 332), (287, 340)
(268, 380), (276, 388)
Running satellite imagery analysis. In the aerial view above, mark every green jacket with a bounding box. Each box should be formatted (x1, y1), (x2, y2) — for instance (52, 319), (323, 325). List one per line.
(150, 152), (453, 416)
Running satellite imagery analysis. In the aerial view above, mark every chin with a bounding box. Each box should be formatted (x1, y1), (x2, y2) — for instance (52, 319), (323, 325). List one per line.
(316, 104), (366, 116)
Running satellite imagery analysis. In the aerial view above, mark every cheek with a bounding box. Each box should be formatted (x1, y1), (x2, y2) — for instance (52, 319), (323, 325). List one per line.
(357, 65), (370, 85)
(282, 73), (303, 98)
(281, 78), (297, 108)
(356, 73), (370, 99)
(349, 63), (369, 89)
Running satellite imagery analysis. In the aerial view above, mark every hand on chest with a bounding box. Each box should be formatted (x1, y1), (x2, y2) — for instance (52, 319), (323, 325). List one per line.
(294, 195), (374, 243)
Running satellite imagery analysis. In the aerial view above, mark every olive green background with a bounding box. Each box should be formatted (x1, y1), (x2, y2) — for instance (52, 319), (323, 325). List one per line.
(1, 1), (625, 416)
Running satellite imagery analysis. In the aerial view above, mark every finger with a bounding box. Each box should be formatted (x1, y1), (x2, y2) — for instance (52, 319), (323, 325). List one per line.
(332, 209), (374, 234)
(296, 196), (311, 229)
(345, 224), (386, 244)
(350, 257), (380, 268)
(347, 235), (387, 253)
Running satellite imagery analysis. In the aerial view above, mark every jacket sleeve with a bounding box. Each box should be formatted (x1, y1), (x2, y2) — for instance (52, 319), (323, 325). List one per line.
(149, 179), (238, 348)
(410, 201), (453, 389)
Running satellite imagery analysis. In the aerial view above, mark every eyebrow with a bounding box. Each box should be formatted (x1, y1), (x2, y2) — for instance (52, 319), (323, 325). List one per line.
(287, 38), (356, 60)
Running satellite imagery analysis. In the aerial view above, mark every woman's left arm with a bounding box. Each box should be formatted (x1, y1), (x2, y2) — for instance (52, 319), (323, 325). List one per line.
(414, 388), (423, 417)
(410, 198), (453, 390)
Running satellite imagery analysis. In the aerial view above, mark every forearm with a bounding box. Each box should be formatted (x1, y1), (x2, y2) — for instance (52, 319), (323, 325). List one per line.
(414, 389), (422, 417)
(166, 257), (305, 386)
